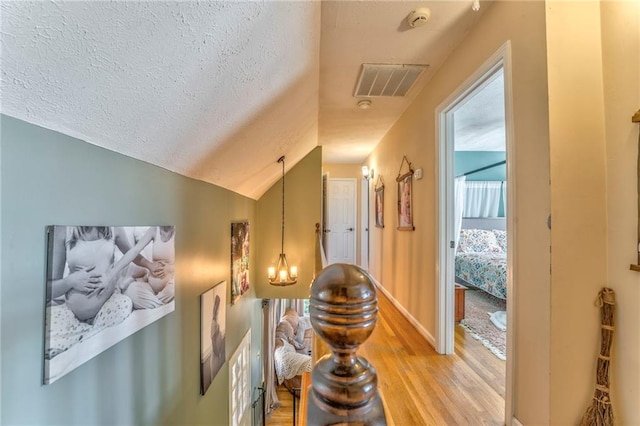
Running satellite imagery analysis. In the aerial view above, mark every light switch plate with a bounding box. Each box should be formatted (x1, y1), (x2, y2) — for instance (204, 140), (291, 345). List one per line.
(415, 167), (424, 180)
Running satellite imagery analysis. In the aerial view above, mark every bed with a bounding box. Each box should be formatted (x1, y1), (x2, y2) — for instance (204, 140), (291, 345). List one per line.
(455, 218), (507, 300)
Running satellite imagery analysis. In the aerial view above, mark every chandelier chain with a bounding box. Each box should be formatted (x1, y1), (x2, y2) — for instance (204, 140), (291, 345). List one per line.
(278, 155), (285, 254)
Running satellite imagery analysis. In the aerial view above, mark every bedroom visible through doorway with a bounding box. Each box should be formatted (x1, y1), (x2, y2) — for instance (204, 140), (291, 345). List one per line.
(453, 68), (508, 362)
(436, 42), (515, 424)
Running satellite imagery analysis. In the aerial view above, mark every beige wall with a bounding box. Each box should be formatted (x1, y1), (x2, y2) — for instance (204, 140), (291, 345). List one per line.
(365, 1), (552, 423)
(547, 1), (640, 423)
(323, 163), (366, 266)
(256, 147), (322, 300)
(546, 2), (609, 423)
(601, 1), (640, 423)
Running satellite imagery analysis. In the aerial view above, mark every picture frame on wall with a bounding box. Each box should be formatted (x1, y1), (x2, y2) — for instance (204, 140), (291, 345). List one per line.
(200, 281), (227, 395)
(230, 221), (250, 304)
(397, 175), (414, 230)
(43, 225), (176, 385)
(375, 185), (384, 228)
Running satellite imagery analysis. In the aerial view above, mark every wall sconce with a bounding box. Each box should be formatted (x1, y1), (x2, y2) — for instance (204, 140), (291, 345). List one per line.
(362, 165), (374, 181)
(268, 155), (298, 286)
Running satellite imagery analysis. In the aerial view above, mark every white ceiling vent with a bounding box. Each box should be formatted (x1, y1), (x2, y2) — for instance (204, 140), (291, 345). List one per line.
(354, 63), (428, 97)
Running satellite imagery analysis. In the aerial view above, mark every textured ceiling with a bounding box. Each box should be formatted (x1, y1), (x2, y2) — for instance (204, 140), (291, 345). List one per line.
(319, 0), (488, 163)
(1, 1), (492, 199)
(454, 69), (505, 151)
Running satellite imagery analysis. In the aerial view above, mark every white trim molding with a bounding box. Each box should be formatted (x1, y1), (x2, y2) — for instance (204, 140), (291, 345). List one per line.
(373, 279), (436, 348)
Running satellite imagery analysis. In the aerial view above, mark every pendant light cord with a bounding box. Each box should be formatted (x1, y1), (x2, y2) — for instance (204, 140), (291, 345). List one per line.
(278, 156), (286, 254)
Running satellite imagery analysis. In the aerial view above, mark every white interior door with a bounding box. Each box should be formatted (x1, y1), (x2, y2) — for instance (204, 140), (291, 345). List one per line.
(326, 178), (357, 265)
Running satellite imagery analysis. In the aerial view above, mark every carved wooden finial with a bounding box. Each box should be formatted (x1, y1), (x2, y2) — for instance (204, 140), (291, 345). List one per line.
(307, 263), (387, 425)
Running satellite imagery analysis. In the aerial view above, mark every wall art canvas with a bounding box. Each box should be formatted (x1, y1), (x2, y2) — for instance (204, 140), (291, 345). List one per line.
(200, 281), (227, 395)
(375, 186), (385, 228)
(397, 176), (414, 230)
(44, 225), (176, 384)
(230, 222), (250, 304)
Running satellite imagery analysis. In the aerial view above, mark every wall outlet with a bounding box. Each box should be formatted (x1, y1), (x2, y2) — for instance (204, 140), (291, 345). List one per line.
(414, 167), (424, 180)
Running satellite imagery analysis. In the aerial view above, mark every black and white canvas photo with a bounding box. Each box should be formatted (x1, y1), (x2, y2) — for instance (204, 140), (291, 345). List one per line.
(44, 225), (176, 384)
(200, 281), (227, 395)
(230, 222), (250, 304)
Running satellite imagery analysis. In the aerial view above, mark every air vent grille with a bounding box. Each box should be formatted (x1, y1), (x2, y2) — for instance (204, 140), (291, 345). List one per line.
(354, 63), (428, 97)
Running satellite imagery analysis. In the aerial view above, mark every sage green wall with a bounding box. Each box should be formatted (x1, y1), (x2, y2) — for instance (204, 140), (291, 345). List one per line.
(0, 115), (262, 425)
(256, 147), (322, 300)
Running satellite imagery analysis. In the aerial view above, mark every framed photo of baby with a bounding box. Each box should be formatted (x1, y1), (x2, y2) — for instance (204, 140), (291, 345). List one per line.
(200, 281), (227, 395)
(44, 225), (176, 384)
(230, 221), (250, 304)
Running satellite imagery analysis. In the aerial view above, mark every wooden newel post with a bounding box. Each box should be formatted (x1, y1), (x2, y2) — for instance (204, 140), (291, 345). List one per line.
(307, 263), (387, 425)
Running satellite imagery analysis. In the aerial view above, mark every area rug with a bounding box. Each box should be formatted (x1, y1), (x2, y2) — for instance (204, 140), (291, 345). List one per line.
(459, 289), (507, 360)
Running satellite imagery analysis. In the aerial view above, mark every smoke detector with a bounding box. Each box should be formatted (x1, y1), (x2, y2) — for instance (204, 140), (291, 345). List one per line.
(407, 8), (431, 28)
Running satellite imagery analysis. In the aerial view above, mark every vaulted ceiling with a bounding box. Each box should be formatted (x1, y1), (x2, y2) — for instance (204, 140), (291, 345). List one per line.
(1, 1), (490, 199)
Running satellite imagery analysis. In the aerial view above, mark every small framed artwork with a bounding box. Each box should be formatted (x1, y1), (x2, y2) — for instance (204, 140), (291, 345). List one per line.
(200, 281), (227, 395)
(397, 175), (414, 230)
(230, 222), (250, 304)
(43, 225), (176, 385)
(375, 184), (384, 228)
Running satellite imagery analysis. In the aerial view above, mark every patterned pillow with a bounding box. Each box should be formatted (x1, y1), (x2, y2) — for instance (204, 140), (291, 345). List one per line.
(457, 229), (503, 253)
(492, 230), (507, 252)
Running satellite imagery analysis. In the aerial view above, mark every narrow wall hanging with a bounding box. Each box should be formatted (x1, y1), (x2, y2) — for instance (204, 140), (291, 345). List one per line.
(231, 221), (250, 304)
(630, 109), (640, 271)
(375, 175), (385, 228)
(396, 156), (415, 230)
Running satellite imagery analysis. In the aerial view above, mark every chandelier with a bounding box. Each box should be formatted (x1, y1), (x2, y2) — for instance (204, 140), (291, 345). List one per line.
(268, 156), (298, 286)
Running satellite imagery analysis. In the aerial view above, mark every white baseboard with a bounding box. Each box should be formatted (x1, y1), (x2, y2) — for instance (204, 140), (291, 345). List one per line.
(373, 279), (436, 348)
(512, 417), (523, 426)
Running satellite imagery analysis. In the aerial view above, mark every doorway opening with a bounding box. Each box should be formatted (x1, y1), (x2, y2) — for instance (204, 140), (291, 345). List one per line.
(436, 42), (515, 424)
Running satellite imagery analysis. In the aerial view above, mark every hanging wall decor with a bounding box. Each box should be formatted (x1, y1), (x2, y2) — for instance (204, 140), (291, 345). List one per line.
(43, 225), (176, 385)
(231, 221), (250, 304)
(200, 281), (227, 395)
(396, 156), (415, 231)
(375, 175), (385, 228)
(630, 109), (640, 271)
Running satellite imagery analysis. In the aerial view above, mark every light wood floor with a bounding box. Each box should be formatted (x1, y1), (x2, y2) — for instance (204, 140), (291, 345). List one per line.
(266, 290), (505, 426)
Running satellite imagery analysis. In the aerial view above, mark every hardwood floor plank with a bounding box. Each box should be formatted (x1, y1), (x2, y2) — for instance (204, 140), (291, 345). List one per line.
(267, 288), (505, 426)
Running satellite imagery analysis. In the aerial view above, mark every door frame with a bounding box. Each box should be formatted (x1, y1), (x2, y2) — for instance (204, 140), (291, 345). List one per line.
(434, 41), (516, 425)
(360, 177), (369, 270)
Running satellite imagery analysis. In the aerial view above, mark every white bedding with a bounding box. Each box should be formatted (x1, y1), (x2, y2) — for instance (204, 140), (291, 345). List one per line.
(274, 339), (312, 384)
